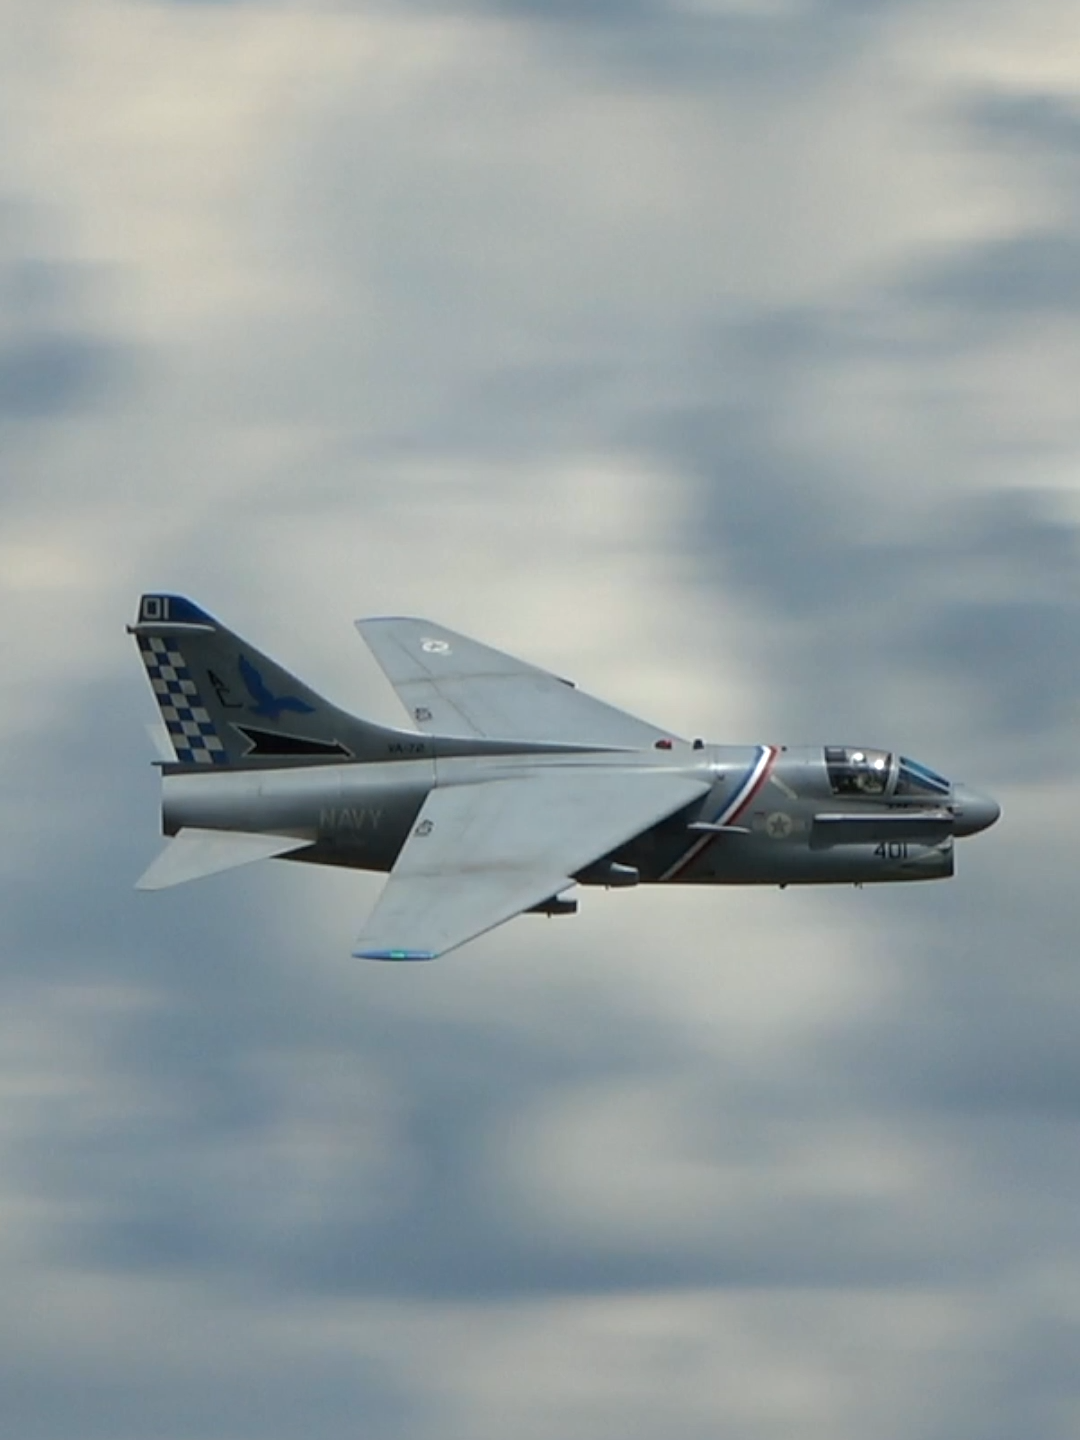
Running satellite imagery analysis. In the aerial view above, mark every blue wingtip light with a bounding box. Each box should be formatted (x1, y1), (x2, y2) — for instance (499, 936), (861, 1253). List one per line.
(354, 948), (437, 962)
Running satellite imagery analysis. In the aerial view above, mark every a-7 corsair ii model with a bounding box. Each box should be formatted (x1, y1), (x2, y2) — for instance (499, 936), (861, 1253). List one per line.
(131, 595), (1000, 960)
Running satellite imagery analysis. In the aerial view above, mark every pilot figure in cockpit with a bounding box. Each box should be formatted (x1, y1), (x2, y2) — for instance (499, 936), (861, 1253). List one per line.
(847, 751), (889, 795)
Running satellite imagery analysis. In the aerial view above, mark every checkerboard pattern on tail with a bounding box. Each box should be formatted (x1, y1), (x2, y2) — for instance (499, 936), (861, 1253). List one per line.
(137, 635), (228, 765)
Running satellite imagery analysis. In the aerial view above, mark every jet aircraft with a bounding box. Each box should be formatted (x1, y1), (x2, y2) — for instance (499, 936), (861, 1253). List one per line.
(131, 595), (1000, 959)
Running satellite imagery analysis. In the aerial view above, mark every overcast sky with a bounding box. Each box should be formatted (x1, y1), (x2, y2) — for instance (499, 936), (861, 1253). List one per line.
(2, 1), (1079, 1436)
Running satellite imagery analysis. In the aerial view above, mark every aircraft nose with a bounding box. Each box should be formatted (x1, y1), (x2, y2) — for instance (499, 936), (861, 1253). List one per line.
(952, 786), (1001, 837)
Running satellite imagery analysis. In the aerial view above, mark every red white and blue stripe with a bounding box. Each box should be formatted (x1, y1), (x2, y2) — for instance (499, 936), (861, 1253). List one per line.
(660, 744), (780, 882)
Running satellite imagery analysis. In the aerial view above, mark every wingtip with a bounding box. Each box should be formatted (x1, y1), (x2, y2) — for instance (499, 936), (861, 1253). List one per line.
(354, 616), (427, 627)
(353, 948), (438, 962)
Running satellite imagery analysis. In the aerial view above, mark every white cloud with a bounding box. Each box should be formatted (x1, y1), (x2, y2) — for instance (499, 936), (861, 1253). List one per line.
(496, 1075), (948, 1248)
(268, 1285), (1008, 1440)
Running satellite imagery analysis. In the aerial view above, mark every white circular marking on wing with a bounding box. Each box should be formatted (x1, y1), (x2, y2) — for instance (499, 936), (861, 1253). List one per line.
(420, 638), (451, 655)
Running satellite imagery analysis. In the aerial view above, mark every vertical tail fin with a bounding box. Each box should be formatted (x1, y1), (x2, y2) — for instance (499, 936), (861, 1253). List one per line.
(130, 594), (421, 766)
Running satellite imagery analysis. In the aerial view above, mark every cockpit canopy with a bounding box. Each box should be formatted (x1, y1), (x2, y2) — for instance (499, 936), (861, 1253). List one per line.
(825, 746), (891, 795)
(824, 748), (952, 799)
(895, 755), (951, 798)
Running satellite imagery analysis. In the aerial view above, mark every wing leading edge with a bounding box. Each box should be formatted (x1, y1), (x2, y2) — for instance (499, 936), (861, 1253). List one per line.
(354, 767), (711, 960)
(355, 617), (677, 748)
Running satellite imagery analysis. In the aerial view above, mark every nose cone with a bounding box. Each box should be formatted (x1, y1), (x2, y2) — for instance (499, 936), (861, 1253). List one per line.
(953, 785), (1001, 837)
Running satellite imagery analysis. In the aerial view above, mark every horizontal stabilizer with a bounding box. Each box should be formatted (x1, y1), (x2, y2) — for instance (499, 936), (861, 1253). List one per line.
(810, 810), (953, 849)
(136, 828), (311, 890)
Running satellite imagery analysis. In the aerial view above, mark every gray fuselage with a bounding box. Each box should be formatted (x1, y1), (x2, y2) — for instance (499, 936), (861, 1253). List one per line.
(160, 739), (997, 890)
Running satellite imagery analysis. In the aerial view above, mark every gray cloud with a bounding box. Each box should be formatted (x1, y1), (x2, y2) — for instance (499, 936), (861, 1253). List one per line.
(0, 1359), (414, 1440)
(0, 332), (124, 418)
(611, 275), (1080, 770)
(967, 89), (1080, 161)
(0, 209), (134, 453)
(909, 230), (1080, 318)
(4, 2), (1080, 1435)
(338, 0), (936, 93)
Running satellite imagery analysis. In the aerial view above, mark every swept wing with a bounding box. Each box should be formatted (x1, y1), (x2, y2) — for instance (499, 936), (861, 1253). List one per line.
(356, 617), (676, 747)
(354, 767), (710, 960)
